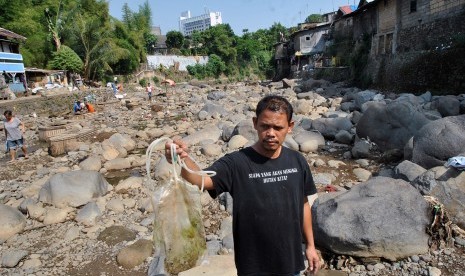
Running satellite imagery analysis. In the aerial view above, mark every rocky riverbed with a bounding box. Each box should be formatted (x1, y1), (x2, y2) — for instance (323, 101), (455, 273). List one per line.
(0, 79), (464, 275)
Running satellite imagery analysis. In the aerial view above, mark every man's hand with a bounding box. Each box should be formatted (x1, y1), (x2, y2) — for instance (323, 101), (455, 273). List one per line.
(305, 246), (320, 275)
(165, 137), (189, 164)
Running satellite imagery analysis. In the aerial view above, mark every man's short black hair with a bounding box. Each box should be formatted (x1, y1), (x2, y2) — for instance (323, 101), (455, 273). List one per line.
(4, 110), (12, 116)
(255, 95), (293, 123)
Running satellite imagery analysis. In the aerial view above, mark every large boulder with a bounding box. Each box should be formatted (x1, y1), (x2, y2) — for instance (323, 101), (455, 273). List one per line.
(0, 204), (27, 243)
(412, 115), (465, 169)
(38, 171), (111, 208)
(311, 117), (352, 139)
(356, 102), (431, 151)
(183, 125), (222, 146)
(200, 102), (228, 117)
(293, 130), (325, 153)
(231, 120), (256, 142)
(412, 167), (465, 228)
(313, 177), (430, 261)
(108, 133), (136, 152)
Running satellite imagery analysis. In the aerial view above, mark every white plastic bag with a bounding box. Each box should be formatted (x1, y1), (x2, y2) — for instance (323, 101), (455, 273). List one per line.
(146, 138), (206, 275)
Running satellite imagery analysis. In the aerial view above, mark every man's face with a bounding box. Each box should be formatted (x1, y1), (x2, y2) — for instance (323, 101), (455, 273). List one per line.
(253, 109), (294, 153)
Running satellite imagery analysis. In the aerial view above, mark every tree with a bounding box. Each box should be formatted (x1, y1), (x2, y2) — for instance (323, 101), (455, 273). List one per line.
(45, 0), (65, 50)
(166, 31), (184, 49)
(205, 54), (226, 78)
(305, 14), (323, 23)
(48, 45), (83, 72)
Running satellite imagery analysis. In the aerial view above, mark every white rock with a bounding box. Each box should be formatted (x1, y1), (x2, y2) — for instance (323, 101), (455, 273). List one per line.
(79, 155), (102, 171)
(353, 168), (372, 182)
(27, 203), (45, 220)
(38, 170), (110, 208)
(228, 135), (248, 150)
(104, 158), (131, 170)
(43, 207), (70, 225)
(106, 198), (125, 213)
(115, 177), (143, 194)
(0, 204), (27, 242)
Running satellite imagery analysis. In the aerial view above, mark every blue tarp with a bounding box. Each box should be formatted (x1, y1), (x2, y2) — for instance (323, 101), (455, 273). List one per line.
(0, 63), (25, 73)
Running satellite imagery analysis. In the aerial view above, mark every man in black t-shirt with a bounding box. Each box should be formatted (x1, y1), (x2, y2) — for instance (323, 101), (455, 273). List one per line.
(166, 95), (319, 276)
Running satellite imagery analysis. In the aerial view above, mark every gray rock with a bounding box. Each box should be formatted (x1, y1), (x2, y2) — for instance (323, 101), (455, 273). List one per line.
(351, 140), (371, 159)
(312, 117), (352, 139)
(222, 233), (234, 250)
(430, 169), (465, 228)
(104, 158), (131, 170)
(18, 198), (36, 214)
(412, 115), (465, 169)
(354, 90), (377, 110)
(79, 155), (102, 171)
(1, 249), (29, 268)
(313, 177), (430, 261)
(38, 171), (110, 208)
(410, 170), (439, 195)
(183, 125), (222, 146)
(394, 160), (427, 182)
(76, 202), (101, 226)
(207, 90), (227, 101)
(206, 240), (221, 255)
(232, 120), (256, 142)
(283, 136), (299, 151)
(116, 239), (153, 269)
(335, 130), (354, 144)
(356, 101), (431, 151)
(97, 225), (136, 246)
(198, 110), (209, 120)
(435, 96), (460, 117)
(64, 226), (80, 241)
(200, 102), (228, 117)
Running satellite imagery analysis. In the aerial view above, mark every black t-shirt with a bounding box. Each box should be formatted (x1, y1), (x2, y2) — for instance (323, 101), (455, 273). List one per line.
(206, 146), (316, 276)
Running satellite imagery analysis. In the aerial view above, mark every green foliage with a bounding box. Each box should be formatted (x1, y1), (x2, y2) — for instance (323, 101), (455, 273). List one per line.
(139, 78), (147, 87)
(205, 54), (226, 78)
(152, 75), (160, 84)
(166, 31), (185, 49)
(48, 45), (83, 72)
(305, 14), (323, 23)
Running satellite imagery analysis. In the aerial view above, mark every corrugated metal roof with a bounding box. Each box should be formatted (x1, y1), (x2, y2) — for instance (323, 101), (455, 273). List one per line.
(0, 27), (27, 41)
(340, 5), (356, 15)
(0, 63), (25, 73)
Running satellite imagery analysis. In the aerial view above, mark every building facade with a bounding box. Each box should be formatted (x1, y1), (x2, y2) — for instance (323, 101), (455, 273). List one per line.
(179, 10), (222, 36)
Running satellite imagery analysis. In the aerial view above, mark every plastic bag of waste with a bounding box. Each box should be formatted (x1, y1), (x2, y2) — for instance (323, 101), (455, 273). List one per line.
(445, 156), (465, 170)
(146, 138), (206, 275)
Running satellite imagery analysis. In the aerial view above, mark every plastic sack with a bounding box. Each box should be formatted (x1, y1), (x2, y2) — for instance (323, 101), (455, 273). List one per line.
(445, 156), (465, 170)
(146, 138), (206, 275)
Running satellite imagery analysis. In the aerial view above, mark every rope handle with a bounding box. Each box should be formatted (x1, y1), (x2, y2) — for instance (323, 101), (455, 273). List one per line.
(146, 137), (216, 193)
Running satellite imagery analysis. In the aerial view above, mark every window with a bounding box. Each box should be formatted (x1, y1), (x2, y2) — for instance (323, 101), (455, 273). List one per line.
(306, 36), (310, 41)
(410, 0), (417, 12)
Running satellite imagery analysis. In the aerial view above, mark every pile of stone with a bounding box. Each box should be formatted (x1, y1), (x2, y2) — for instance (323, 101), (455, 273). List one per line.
(0, 78), (464, 275)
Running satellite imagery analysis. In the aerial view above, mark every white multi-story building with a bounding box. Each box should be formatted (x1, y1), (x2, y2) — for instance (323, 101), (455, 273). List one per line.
(179, 10), (222, 36)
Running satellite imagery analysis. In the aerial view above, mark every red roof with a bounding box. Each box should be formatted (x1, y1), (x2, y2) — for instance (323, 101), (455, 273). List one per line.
(339, 5), (355, 15)
(0, 27), (27, 41)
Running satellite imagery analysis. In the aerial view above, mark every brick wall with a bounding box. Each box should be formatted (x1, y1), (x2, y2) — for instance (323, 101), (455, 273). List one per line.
(401, 0), (465, 29)
(378, 0), (397, 33)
